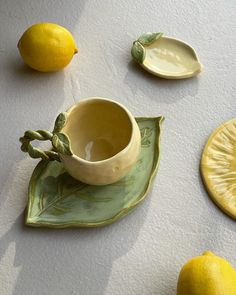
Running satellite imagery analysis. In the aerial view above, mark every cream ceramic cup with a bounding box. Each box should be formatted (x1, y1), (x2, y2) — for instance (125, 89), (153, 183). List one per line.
(60, 97), (141, 185)
(20, 97), (141, 185)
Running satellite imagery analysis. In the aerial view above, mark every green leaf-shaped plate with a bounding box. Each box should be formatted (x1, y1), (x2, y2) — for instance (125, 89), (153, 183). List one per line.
(26, 117), (164, 228)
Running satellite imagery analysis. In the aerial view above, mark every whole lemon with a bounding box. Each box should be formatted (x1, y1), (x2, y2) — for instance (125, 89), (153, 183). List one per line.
(18, 23), (78, 72)
(177, 251), (236, 295)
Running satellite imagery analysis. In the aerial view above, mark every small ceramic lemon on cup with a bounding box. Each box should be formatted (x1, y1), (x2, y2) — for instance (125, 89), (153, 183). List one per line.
(18, 23), (78, 72)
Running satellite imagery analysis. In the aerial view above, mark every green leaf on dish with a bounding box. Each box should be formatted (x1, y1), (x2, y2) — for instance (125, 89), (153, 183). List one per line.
(131, 41), (145, 63)
(138, 32), (163, 46)
(52, 132), (73, 156)
(141, 127), (153, 147)
(53, 112), (68, 133)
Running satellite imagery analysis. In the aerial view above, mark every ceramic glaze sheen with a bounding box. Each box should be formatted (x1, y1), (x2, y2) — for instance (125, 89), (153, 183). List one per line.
(26, 117), (163, 227)
(60, 98), (141, 185)
(201, 118), (236, 219)
(142, 37), (202, 79)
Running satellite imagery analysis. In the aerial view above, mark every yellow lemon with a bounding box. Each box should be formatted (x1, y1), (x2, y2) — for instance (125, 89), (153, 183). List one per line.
(18, 23), (78, 72)
(177, 251), (236, 295)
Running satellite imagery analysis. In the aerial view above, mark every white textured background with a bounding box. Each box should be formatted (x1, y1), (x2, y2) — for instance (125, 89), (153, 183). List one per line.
(0, 1), (235, 294)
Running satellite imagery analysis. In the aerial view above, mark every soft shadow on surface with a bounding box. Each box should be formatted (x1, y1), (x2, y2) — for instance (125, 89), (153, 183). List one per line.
(0, 59), (66, 209)
(0, 194), (150, 295)
(195, 169), (236, 259)
(0, 153), (150, 295)
(8, 59), (65, 80)
(0, 0), (87, 204)
(5, 58), (66, 102)
(0, 56), (65, 204)
(124, 61), (200, 104)
(197, 171), (236, 227)
(0, 0), (128, 294)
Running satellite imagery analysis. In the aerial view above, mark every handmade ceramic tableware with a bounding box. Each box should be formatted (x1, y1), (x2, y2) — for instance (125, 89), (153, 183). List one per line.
(131, 32), (202, 79)
(20, 97), (141, 185)
(25, 117), (164, 228)
(201, 118), (236, 220)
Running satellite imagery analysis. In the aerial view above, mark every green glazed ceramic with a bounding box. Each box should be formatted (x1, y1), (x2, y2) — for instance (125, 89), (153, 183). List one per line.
(26, 117), (164, 228)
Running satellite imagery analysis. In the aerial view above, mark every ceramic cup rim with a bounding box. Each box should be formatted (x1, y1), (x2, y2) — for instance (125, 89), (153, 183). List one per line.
(63, 97), (137, 165)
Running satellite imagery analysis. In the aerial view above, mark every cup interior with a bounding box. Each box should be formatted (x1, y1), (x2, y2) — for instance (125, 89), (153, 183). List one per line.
(63, 99), (132, 161)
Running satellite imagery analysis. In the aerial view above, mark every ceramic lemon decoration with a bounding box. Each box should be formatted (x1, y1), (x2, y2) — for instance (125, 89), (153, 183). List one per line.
(177, 251), (236, 295)
(131, 32), (202, 79)
(59, 98), (141, 185)
(201, 118), (236, 220)
(18, 23), (78, 72)
(25, 116), (163, 228)
(20, 98), (141, 185)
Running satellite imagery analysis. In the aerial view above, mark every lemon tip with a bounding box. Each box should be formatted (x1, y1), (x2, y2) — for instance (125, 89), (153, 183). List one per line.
(203, 251), (215, 256)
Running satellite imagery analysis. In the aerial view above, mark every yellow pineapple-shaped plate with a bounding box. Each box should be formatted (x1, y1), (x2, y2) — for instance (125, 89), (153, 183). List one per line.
(201, 118), (236, 219)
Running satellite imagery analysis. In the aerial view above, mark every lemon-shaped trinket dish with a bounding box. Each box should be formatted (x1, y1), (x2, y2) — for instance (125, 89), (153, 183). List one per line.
(131, 32), (202, 79)
(25, 117), (163, 228)
(201, 118), (236, 220)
